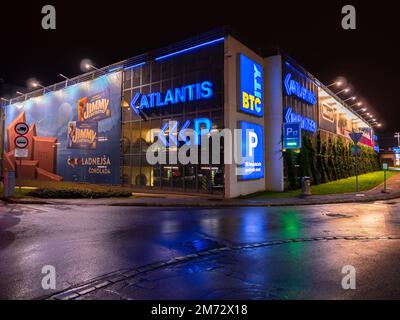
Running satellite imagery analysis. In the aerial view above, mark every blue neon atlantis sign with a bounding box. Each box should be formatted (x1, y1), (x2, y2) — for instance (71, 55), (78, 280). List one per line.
(130, 81), (213, 114)
(239, 54), (263, 117)
(284, 73), (317, 105)
(284, 107), (317, 133)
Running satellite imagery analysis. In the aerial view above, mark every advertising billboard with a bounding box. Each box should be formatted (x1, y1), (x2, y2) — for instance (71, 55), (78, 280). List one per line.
(238, 121), (264, 180)
(3, 72), (122, 184)
(239, 54), (263, 117)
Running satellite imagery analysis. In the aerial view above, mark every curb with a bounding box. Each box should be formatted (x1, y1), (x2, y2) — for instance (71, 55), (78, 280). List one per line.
(3, 191), (400, 207)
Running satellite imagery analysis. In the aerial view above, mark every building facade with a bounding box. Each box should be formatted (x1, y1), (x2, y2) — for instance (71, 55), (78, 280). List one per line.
(1, 29), (377, 198)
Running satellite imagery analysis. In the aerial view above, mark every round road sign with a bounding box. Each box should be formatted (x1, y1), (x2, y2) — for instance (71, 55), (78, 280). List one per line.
(14, 122), (29, 135)
(14, 136), (29, 149)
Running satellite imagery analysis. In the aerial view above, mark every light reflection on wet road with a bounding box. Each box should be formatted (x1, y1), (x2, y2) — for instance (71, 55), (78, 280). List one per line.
(0, 201), (399, 299)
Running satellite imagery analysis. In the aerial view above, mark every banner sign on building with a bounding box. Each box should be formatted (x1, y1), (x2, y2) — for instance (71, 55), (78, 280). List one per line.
(238, 121), (264, 180)
(78, 92), (111, 122)
(3, 72), (122, 184)
(239, 54), (263, 117)
(67, 121), (98, 149)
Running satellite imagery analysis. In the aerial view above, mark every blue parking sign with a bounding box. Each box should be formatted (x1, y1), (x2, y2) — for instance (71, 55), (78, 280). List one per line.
(283, 122), (301, 149)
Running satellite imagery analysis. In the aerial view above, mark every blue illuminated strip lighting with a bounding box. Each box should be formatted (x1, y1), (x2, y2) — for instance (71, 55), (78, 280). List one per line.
(108, 66), (123, 72)
(155, 37), (225, 61)
(124, 62), (146, 71)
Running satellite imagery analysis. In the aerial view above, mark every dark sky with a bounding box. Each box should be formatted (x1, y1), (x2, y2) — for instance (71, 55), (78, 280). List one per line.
(1, 0), (399, 141)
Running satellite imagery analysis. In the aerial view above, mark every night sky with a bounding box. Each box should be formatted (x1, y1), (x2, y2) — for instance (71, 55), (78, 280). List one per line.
(1, 1), (398, 144)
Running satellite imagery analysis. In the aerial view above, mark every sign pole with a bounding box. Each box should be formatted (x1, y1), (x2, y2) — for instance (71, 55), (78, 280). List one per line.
(382, 163), (388, 193)
(355, 154), (358, 192)
(19, 158), (22, 193)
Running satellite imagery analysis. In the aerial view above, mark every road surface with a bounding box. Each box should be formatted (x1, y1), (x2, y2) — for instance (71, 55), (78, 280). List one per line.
(1, 200), (400, 299)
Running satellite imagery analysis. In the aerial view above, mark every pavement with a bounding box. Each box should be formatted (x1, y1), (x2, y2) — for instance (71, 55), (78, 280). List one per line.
(4, 171), (400, 207)
(1, 200), (400, 299)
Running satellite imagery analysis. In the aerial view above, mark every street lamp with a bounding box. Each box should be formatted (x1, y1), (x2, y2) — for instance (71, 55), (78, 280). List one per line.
(58, 73), (69, 80)
(326, 81), (342, 88)
(85, 63), (99, 71)
(349, 102), (362, 108)
(335, 88), (350, 95)
(343, 96), (357, 103)
(16, 91), (25, 96)
(31, 81), (44, 89)
(0, 97), (9, 103)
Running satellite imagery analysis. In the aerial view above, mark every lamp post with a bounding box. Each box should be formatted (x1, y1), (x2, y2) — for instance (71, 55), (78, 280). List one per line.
(395, 132), (400, 147)
(85, 63), (99, 71)
(326, 81), (342, 88)
(335, 88), (350, 95)
(343, 96), (357, 103)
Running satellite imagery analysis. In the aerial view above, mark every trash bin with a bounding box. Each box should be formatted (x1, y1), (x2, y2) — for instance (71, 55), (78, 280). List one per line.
(301, 176), (311, 197)
(3, 170), (15, 198)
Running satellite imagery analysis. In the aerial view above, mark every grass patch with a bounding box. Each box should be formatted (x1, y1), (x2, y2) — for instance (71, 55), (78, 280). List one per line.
(242, 170), (399, 199)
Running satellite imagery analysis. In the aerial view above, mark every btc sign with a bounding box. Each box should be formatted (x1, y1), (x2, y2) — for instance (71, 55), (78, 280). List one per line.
(239, 54), (263, 117)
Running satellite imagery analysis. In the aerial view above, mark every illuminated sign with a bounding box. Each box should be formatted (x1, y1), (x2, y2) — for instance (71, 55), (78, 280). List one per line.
(238, 121), (264, 180)
(283, 122), (302, 149)
(78, 92), (111, 122)
(284, 73), (317, 105)
(67, 121), (98, 149)
(239, 54), (263, 117)
(321, 103), (335, 123)
(392, 147), (400, 154)
(158, 118), (212, 146)
(284, 107), (317, 133)
(130, 81), (213, 114)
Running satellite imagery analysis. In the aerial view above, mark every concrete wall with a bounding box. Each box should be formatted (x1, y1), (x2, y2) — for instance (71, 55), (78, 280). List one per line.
(264, 55), (284, 191)
(223, 35), (266, 198)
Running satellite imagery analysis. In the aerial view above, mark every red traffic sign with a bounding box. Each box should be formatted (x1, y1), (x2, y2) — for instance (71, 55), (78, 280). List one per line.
(14, 136), (29, 149)
(349, 131), (363, 145)
(14, 122), (29, 135)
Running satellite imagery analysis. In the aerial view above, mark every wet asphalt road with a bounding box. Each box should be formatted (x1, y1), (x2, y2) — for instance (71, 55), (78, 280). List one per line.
(1, 200), (400, 300)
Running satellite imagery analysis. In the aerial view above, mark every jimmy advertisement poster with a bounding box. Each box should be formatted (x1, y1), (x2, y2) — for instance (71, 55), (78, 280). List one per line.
(3, 72), (122, 184)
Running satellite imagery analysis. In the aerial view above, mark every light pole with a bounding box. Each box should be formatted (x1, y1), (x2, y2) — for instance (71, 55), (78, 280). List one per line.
(326, 81), (342, 88)
(335, 88), (350, 95)
(343, 96), (357, 103)
(395, 132), (400, 147)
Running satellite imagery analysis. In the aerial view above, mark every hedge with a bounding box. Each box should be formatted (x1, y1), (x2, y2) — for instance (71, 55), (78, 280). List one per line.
(284, 133), (380, 190)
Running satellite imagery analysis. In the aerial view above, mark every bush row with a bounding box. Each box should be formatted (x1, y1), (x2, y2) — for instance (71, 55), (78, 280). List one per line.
(284, 134), (380, 190)
(28, 188), (132, 199)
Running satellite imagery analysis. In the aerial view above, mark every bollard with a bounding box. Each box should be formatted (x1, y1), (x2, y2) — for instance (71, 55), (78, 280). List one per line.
(4, 170), (15, 198)
(301, 176), (312, 197)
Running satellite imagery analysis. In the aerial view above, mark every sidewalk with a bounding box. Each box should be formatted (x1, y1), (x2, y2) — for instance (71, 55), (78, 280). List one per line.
(3, 173), (400, 207)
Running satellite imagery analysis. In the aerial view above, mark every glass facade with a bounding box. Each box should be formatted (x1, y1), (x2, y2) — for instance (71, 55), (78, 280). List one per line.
(121, 42), (224, 194)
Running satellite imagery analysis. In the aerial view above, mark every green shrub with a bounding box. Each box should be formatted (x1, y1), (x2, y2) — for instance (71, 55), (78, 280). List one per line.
(28, 188), (132, 199)
(284, 131), (380, 190)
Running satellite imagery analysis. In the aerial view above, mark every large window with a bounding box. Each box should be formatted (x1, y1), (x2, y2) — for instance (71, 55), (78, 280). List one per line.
(121, 42), (224, 193)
